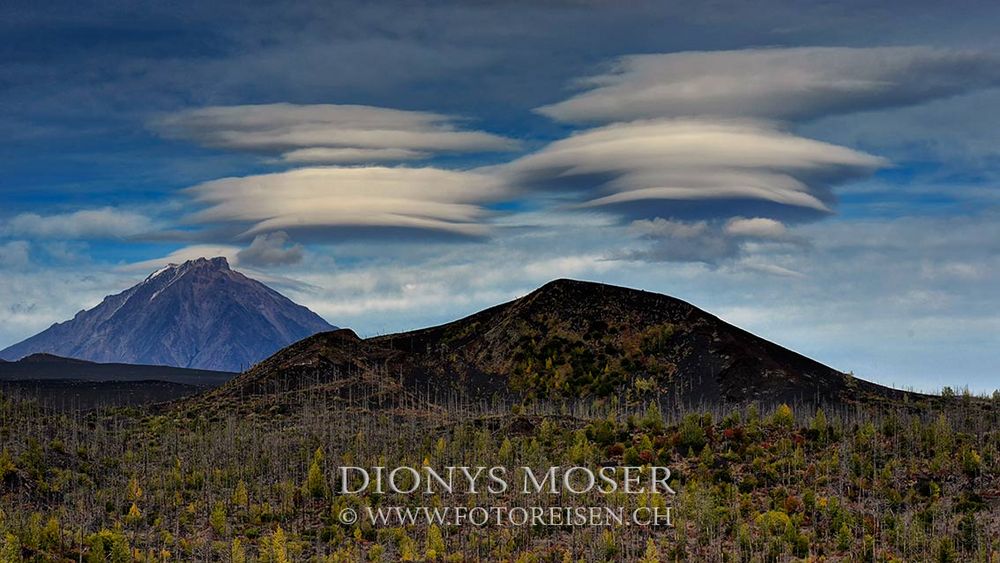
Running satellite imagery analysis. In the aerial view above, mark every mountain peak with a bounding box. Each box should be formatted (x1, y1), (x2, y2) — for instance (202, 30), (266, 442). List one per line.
(189, 256), (230, 270)
(0, 259), (335, 372)
(144, 256), (231, 283)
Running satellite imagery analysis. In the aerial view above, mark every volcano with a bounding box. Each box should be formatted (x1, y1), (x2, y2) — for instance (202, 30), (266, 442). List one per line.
(0, 257), (335, 372)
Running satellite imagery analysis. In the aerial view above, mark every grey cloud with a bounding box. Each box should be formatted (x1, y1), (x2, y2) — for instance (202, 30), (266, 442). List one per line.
(624, 219), (739, 263)
(152, 103), (519, 164)
(620, 217), (798, 265)
(537, 47), (1000, 124)
(237, 231), (304, 267)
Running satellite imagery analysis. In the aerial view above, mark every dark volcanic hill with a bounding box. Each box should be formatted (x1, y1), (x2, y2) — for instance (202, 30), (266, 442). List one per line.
(0, 353), (234, 385)
(0, 257), (335, 372)
(0, 353), (235, 408)
(190, 279), (905, 412)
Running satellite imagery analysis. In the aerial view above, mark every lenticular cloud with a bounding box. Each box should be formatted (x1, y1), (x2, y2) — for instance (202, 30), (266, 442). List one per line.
(153, 103), (519, 164)
(521, 46), (1000, 225)
(501, 118), (884, 222)
(184, 166), (511, 240)
(537, 47), (1000, 123)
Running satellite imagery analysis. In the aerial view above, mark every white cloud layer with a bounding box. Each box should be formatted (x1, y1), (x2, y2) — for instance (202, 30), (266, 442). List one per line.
(724, 217), (789, 239)
(537, 47), (1000, 123)
(153, 103), (519, 164)
(0, 208), (154, 239)
(279, 147), (428, 163)
(184, 166), (511, 239)
(500, 119), (885, 221)
(0, 241), (30, 268)
(513, 46), (1000, 265)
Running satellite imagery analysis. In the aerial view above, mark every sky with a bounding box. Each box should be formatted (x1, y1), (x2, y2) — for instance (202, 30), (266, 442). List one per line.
(1, 0), (999, 393)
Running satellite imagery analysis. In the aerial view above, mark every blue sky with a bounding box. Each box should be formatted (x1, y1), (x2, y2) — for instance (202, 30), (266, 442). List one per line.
(2, 0), (999, 392)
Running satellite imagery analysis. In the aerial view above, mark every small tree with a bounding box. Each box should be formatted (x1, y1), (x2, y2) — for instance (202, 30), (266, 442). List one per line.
(836, 522), (852, 551)
(125, 503), (142, 526)
(678, 413), (706, 452)
(231, 538), (246, 563)
(210, 502), (227, 536)
(271, 526), (289, 563)
(305, 447), (328, 499)
(425, 524), (445, 560)
(638, 539), (660, 563)
(86, 529), (130, 563)
(0, 449), (15, 481)
(811, 409), (828, 442)
(0, 533), (23, 563)
(127, 477), (143, 502)
(640, 401), (665, 433)
(772, 404), (794, 429)
(232, 480), (249, 509)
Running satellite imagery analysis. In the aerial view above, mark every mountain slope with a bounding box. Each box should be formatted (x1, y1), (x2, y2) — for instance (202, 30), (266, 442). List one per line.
(0, 353), (234, 385)
(0, 257), (335, 372)
(191, 279), (905, 411)
(0, 353), (236, 408)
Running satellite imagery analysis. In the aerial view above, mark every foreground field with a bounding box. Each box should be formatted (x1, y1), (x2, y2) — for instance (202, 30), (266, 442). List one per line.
(0, 390), (998, 562)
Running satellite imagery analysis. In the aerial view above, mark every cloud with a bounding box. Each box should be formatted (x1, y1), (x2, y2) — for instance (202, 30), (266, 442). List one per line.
(736, 260), (806, 279)
(508, 45), (1000, 264)
(0, 207), (154, 239)
(184, 166), (511, 240)
(618, 216), (799, 265)
(279, 147), (428, 164)
(537, 47), (1000, 123)
(624, 218), (738, 263)
(236, 231), (304, 267)
(41, 241), (89, 263)
(499, 119), (885, 222)
(152, 103), (519, 164)
(120, 244), (242, 272)
(724, 217), (790, 239)
(0, 241), (30, 268)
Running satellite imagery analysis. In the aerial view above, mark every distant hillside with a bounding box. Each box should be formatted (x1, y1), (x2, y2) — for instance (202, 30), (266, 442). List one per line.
(0, 353), (235, 408)
(189, 279), (908, 412)
(0, 257), (335, 372)
(0, 353), (234, 386)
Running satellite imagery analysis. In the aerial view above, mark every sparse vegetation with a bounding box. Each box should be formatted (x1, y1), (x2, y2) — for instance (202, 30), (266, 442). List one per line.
(0, 385), (997, 562)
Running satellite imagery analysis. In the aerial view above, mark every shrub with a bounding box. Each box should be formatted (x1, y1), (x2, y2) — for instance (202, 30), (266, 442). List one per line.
(772, 404), (794, 429)
(756, 510), (792, 536)
(678, 414), (706, 452)
(0, 533), (22, 563)
(86, 529), (130, 563)
(836, 522), (852, 551)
